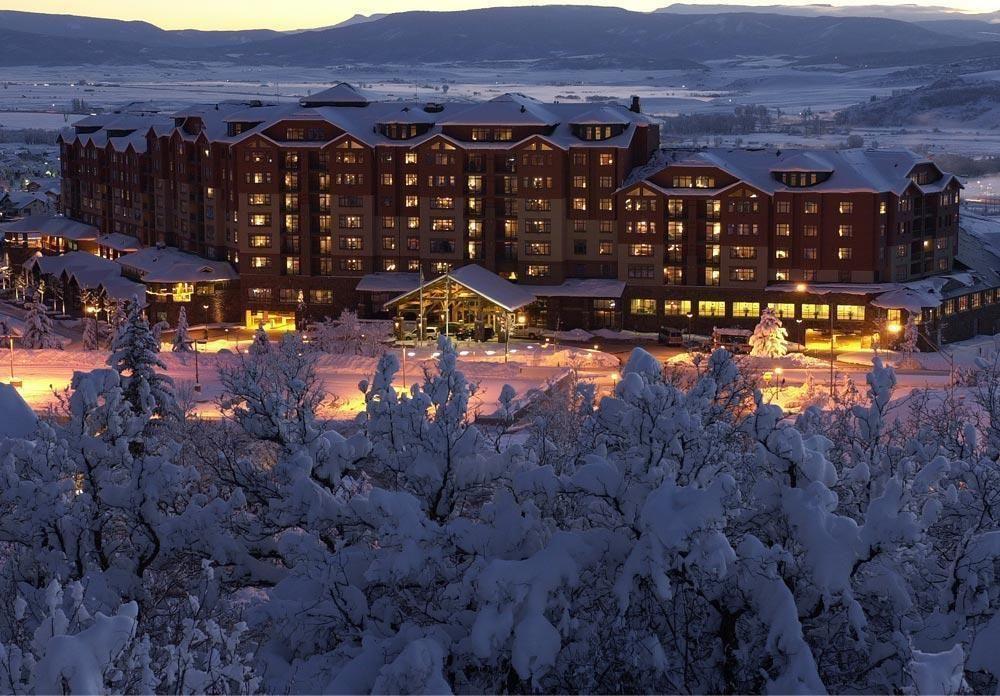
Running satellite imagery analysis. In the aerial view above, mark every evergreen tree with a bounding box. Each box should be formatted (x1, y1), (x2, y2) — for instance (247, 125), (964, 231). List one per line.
(898, 314), (920, 368)
(82, 313), (100, 351)
(749, 307), (789, 358)
(172, 307), (192, 353)
(150, 320), (170, 352)
(20, 300), (62, 349)
(107, 298), (176, 419)
(248, 324), (270, 356)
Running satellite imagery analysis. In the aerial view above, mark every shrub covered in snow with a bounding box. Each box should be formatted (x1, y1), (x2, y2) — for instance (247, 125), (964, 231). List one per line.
(749, 306), (788, 358)
(0, 338), (999, 693)
(20, 300), (62, 349)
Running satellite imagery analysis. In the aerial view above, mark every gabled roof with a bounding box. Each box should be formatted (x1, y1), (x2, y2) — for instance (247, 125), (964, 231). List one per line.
(437, 93), (558, 127)
(97, 233), (141, 253)
(570, 106), (632, 126)
(386, 264), (535, 313)
(0, 215), (97, 241)
(299, 83), (369, 108)
(117, 246), (238, 283)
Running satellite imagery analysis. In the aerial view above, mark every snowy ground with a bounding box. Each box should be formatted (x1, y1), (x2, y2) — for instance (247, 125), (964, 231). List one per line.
(3, 338), (617, 421)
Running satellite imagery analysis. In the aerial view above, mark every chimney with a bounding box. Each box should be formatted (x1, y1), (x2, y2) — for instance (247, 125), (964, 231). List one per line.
(629, 95), (641, 113)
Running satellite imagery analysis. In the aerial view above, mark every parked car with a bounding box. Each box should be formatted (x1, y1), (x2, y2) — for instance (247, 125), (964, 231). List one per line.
(657, 326), (684, 346)
(712, 327), (752, 354)
(511, 324), (546, 340)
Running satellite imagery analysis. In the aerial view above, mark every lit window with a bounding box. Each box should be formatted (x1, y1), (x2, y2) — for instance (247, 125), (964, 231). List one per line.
(664, 299), (692, 316)
(769, 302), (795, 318)
(732, 302), (760, 318)
(836, 305), (865, 321)
(838, 247), (853, 260)
(630, 298), (656, 315)
(698, 300), (726, 317)
(801, 303), (829, 320)
(839, 201), (854, 214)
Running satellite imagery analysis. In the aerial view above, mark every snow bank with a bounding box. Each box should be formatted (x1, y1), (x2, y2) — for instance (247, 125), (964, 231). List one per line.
(0, 382), (37, 438)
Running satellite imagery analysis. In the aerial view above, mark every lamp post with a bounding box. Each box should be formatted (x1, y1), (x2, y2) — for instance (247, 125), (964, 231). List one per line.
(86, 304), (99, 349)
(3, 334), (19, 388)
(774, 366), (784, 402)
(795, 318), (803, 351)
(685, 312), (693, 341)
(202, 303), (210, 341)
(797, 282), (834, 396)
(193, 338), (207, 393)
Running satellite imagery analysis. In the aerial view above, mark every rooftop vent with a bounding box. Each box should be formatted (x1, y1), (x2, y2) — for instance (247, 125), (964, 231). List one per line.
(423, 103), (444, 113)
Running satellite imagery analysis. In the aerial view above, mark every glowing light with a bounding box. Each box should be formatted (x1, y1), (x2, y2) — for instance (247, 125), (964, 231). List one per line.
(888, 323), (902, 334)
(795, 282), (808, 292)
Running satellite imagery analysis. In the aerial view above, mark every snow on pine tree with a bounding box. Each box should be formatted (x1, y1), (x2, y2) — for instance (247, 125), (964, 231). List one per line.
(172, 306), (192, 352)
(248, 323), (270, 356)
(20, 299), (62, 349)
(749, 306), (788, 357)
(107, 297), (177, 420)
(898, 314), (920, 368)
(82, 311), (101, 350)
(150, 319), (170, 351)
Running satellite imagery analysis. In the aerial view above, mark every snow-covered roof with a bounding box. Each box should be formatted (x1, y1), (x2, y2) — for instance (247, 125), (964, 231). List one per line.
(23, 250), (145, 301)
(117, 246), (238, 283)
(385, 264), (536, 313)
(355, 272), (420, 293)
(522, 278), (626, 298)
(0, 215), (97, 241)
(299, 83), (369, 107)
(0, 383), (37, 438)
(97, 233), (141, 253)
(3, 191), (49, 210)
(624, 147), (959, 196)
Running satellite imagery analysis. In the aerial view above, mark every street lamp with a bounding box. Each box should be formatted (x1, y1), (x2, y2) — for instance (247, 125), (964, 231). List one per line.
(2, 334), (19, 388)
(774, 366), (784, 401)
(193, 338), (207, 393)
(798, 283), (835, 396)
(795, 318), (803, 351)
(685, 312), (693, 341)
(202, 303), (210, 341)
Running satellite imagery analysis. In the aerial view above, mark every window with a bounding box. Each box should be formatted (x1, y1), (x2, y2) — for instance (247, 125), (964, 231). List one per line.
(728, 223), (758, 236)
(404, 152), (417, 165)
(839, 201), (854, 214)
(776, 200), (791, 214)
(803, 201), (819, 214)
(573, 240), (587, 255)
(672, 176), (692, 188)
(430, 239), (456, 253)
(664, 267), (683, 285)
(340, 236), (363, 251)
(836, 305), (865, 321)
(382, 236), (396, 250)
(525, 242), (551, 256)
(667, 221), (684, 240)
(599, 153), (614, 166)
(407, 236), (420, 251)
(339, 215), (362, 229)
(599, 198), (614, 211)
(803, 225), (818, 237)
(525, 219), (551, 234)
(629, 243), (654, 257)
(310, 289), (333, 304)
(730, 267), (756, 282)
(248, 213), (271, 227)
(248, 256), (271, 269)
(573, 176), (587, 189)
(664, 299), (692, 316)
(630, 298), (656, 315)
(769, 303), (796, 318)
(285, 257), (300, 275)
(628, 265), (654, 280)
(381, 173), (393, 186)
(598, 241), (613, 256)
(698, 301), (725, 317)
(730, 246), (756, 259)
(694, 175), (715, 188)
(572, 198), (587, 211)
(802, 304), (830, 319)
(627, 221), (656, 234)
(732, 302), (760, 318)
(383, 216), (396, 229)
(838, 247), (853, 260)
(405, 195), (418, 208)
(248, 234), (271, 248)
(432, 262), (452, 274)
(279, 289), (297, 304)
(803, 247), (817, 260)
(340, 258), (363, 271)
(527, 264), (550, 277)
(774, 248), (789, 260)
(704, 268), (720, 286)
(248, 193), (271, 206)
(775, 223), (790, 237)
(667, 199), (683, 216)
(431, 196), (454, 209)
(837, 224), (853, 238)
(247, 287), (272, 301)
(431, 218), (455, 232)
(407, 217), (420, 230)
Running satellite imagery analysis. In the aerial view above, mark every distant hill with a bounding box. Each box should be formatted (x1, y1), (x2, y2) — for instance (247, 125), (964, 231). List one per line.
(836, 78), (1000, 128)
(0, 9), (282, 47)
(0, 5), (978, 67)
(219, 7), (966, 66)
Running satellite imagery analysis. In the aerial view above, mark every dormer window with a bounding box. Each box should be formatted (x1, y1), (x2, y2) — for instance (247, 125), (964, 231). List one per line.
(379, 123), (424, 140)
(774, 171), (830, 187)
(470, 128), (513, 142)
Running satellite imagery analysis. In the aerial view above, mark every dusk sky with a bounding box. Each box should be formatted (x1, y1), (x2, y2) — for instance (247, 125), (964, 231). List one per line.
(4, 0), (996, 30)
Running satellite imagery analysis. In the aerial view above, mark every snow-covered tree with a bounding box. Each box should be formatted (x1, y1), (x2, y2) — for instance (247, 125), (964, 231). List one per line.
(150, 319), (169, 351)
(172, 306), (192, 352)
(749, 306), (788, 357)
(20, 299), (62, 349)
(82, 312), (100, 351)
(248, 323), (270, 356)
(313, 309), (392, 356)
(107, 297), (177, 420)
(898, 314), (920, 367)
